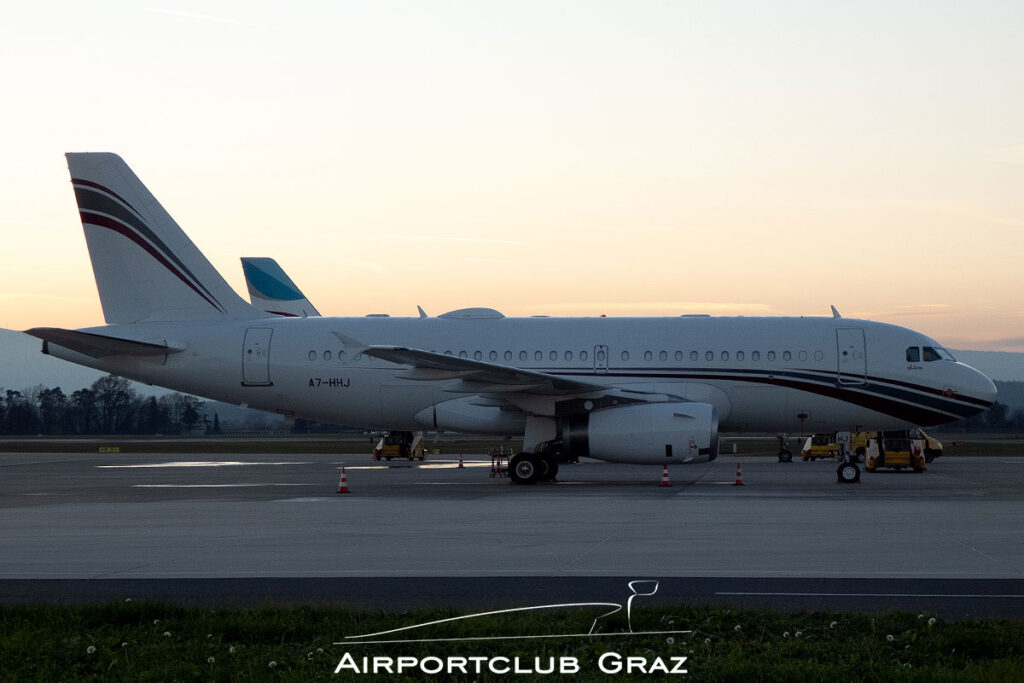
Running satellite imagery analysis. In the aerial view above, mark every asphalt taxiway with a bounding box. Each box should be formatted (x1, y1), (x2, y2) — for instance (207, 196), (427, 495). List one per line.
(1, 448), (1022, 619)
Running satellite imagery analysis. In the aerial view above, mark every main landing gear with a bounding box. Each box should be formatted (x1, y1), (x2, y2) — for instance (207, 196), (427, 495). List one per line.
(508, 452), (559, 485)
(776, 434), (793, 463)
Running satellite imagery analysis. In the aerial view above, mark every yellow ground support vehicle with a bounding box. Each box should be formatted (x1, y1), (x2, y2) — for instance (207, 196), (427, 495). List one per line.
(801, 435), (839, 461)
(372, 431), (426, 461)
(864, 433), (926, 472)
(918, 430), (943, 463)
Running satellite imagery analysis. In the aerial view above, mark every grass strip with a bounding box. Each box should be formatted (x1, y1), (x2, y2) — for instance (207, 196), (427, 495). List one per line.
(2, 602), (1022, 681)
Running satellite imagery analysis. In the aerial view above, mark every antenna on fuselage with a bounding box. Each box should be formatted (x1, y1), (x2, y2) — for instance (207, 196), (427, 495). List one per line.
(417, 305), (429, 318)
(830, 305), (842, 319)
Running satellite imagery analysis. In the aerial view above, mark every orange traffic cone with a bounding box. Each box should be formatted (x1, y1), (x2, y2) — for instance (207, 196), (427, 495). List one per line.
(659, 464), (671, 487)
(733, 462), (744, 486)
(458, 454), (464, 469)
(336, 467), (350, 494)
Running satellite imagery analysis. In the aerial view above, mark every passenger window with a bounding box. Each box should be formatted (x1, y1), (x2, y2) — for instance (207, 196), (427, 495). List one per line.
(752, 351), (760, 361)
(620, 351), (629, 361)
(644, 351), (653, 361)
(705, 351), (713, 361)
(721, 351), (730, 361)
(308, 350), (316, 361)
(736, 351), (744, 361)
(535, 351), (543, 361)
(814, 350), (823, 361)
(659, 350), (667, 361)
(459, 351), (468, 359)
(906, 347), (920, 362)
(489, 351), (497, 361)
(519, 351), (527, 361)
(675, 351), (683, 361)
(338, 351), (345, 360)
(767, 351), (776, 361)
(690, 351), (698, 361)
(783, 351), (792, 361)
(354, 353), (363, 361)
(473, 351), (482, 360)
(323, 350), (331, 361)
(504, 351), (512, 361)
(581, 350), (588, 361)
(565, 351), (573, 361)
(549, 350), (557, 361)
(798, 350), (807, 361)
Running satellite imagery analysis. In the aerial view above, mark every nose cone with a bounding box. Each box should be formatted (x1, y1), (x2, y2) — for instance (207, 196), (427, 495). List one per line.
(959, 362), (998, 414)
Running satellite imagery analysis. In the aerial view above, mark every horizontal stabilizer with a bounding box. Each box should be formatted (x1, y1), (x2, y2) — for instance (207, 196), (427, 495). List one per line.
(24, 327), (184, 359)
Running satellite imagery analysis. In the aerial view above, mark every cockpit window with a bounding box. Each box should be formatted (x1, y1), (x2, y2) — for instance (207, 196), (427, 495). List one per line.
(923, 346), (955, 362)
(906, 347), (920, 362)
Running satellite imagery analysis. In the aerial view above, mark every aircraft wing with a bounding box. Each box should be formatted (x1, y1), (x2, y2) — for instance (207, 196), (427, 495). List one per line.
(334, 333), (681, 407)
(362, 345), (602, 395)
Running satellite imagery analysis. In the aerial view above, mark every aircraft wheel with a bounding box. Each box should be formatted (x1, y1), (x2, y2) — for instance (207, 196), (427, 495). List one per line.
(537, 453), (559, 482)
(509, 453), (540, 485)
(778, 449), (793, 463)
(837, 462), (860, 484)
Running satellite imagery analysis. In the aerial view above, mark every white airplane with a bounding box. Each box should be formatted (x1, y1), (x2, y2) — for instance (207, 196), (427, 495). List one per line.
(241, 257), (320, 317)
(26, 153), (997, 484)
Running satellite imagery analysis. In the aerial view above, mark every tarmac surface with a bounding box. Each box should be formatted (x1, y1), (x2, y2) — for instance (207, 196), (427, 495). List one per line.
(2, 447), (1023, 619)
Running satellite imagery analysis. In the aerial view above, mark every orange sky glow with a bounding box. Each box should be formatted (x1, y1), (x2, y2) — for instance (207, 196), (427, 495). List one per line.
(2, 2), (1021, 352)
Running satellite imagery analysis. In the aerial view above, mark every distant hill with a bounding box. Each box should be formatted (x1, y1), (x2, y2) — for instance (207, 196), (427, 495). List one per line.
(0, 328), (133, 394)
(994, 381), (1024, 412)
(952, 350), (1024, 382)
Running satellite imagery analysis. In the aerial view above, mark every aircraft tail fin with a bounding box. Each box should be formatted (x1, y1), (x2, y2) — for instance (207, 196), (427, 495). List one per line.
(241, 257), (321, 317)
(66, 153), (261, 323)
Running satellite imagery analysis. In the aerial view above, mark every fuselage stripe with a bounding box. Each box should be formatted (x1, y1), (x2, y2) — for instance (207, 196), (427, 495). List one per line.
(544, 368), (986, 426)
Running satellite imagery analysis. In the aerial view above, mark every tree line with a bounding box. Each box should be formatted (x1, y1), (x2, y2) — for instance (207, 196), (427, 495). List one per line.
(0, 375), (211, 436)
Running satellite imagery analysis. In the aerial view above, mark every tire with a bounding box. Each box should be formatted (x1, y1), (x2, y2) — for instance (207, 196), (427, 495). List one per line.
(837, 462), (860, 483)
(537, 453), (559, 482)
(509, 453), (540, 485)
(778, 449), (793, 463)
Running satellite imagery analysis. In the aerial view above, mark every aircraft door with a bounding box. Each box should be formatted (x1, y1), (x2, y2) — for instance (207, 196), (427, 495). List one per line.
(836, 328), (866, 385)
(594, 345), (609, 374)
(242, 327), (273, 386)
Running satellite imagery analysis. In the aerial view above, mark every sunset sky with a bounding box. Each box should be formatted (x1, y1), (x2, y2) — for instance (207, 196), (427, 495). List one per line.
(2, 1), (1021, 351)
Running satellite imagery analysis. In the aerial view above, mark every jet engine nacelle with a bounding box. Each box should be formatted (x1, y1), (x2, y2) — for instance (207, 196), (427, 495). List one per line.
(562, 402), (719, 464)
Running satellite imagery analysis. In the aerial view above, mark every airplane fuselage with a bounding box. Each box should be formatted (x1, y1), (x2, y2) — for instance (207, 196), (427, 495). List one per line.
(46, 314), (994, 438)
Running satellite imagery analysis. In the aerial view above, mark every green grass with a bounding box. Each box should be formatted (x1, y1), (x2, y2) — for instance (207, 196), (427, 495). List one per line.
(2, 603), (1022, 681)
